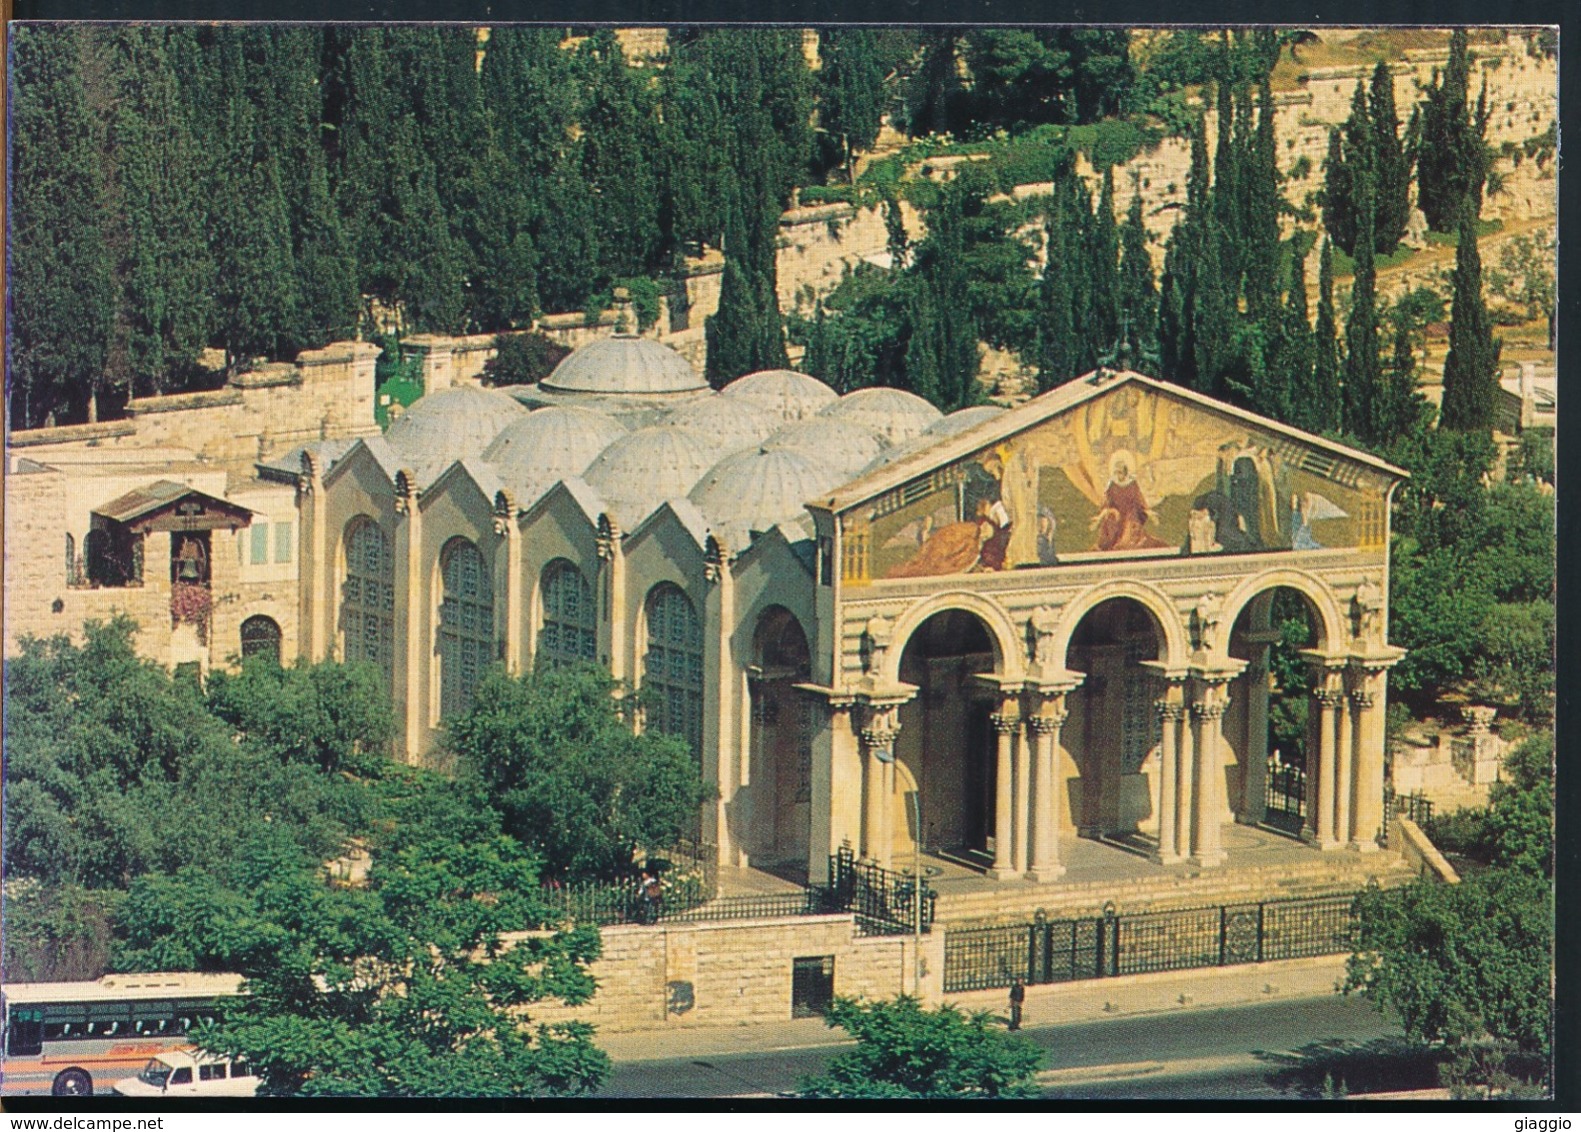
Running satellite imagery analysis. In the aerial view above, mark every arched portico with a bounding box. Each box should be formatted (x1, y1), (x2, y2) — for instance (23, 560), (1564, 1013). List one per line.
(1050, 579), (1191, 673)
(879, 589), (1022, 685)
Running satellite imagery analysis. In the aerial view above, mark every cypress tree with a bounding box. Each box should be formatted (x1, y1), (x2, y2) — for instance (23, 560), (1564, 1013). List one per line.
(1380, 322), (1425, 443)
(7, 26), (116, 427)
(1342, 166), (1384, 443)
(1192, 218), (1235, 398)
(1310, 238), (1342, 434)
(911, 181), (984, 411)
(1158, 116), (1209, 390)
(105, 26), (215, 398)
(1089, 168), (1122, 355)
(1416, 29), (1491, 232)
(1117, 187), (1159, 372)
(1439, 204), (1502, 432)
(579, 30), (662, 282)
(1036, 155), (1102, 390)
(1321, 126), (1356, 256)
(1268, 245), (1314, 428)
(1368, 61), (1412, 256)
(1244, 77), (1283, 326)
(816, 29), (888, 179)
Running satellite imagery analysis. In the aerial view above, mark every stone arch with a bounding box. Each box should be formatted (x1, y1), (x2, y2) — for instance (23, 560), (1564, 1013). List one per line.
(882, 590), (1022, 684)
(240, 615), (283, 662)
(535, 557), (596, 670)
(1214, 567), (1346, 662)
(747, 605), (813, 867)
(339, 516), (395, 680)
(641, 581), (704, 762)
(1053, 579), (1190, 672)
(436, 536), (494, 721)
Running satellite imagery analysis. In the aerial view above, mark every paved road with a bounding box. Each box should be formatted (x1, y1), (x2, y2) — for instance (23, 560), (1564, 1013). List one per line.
(597, 994), (1408, 1099)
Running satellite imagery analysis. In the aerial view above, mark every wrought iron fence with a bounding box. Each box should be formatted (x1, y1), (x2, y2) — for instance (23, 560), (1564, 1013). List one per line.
(1383, 786), (1434, 830)
(659, 891), (824, 924)
(1266, 756), (1307, 820)
(540, 840), (718, 927)
(943, 892), (1358, 993)
(826, 846), (938, 937)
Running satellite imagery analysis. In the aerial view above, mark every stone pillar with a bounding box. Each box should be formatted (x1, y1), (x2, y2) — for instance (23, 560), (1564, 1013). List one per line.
(1154, 696), (1186, 864)
(1026, 698), (1068, 882)
(1349, 659), (1396, 850)
(703, 538), (737, 864)
(596, 516), (626, 684)
(1177, 694), (1196, 862)
(494, 494), (523, 676)
(988, 705), (1020, 879)
(1189, 682), (1230, 867)
(1312, 681), (1344, 849)
(1347, 681), (1373, 848)
(1011, 712), (1031, 874)
(1239, 632), (1279, 825)
(395, 472), (424, 765)
(295, 453), (326, 663)
(860, 710), (900, 870)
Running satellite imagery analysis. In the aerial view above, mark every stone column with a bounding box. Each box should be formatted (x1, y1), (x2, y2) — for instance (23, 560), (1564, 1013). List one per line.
(1177, 694), (1196, 863)
(860, 710), (900, 870)
(1347, 681), (1373, 847)
(394, 472), (424, 765)
(703, 538), (737, 863)
(295, 453), (326, 663)
(596, 516), (626, 684)
(1348, 659), (1396, 850)
(494, 495), (523, 676)
(1334, 684), (1354, 852)
(1011, 711), (1031, 874)
(1026, 698), (1068, 882)
(988, 706), (1020, 878)
(1189, 683), (1229, 867)
(1154, 696), (1186, 864)
(1312, 681), (1344, 849)
(1240, 632), (1279, 825)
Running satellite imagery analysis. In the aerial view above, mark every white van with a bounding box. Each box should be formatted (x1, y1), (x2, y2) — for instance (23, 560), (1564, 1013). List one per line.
(112, 1050), (260, 1097)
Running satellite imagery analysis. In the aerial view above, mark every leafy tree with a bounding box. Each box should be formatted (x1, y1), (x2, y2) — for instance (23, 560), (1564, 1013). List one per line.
(1414, 29), (1492, 233)
(481, 332), (572, 387)
(1158, 117), (1210, 392)
(1306, 238), (1342, 435)
(1342, 166), (1385, 444)
(800, 996), (1044, 1098)
(1322, 65), (1412, 257)
(447, 665), (713, 881)
(578, 31), (662, 283)
(118, 824), (610, 1097)
(7, 25), (116, 428)
(816, 29), (891, 178)
(204, 653), (396, 776)
(1438, 206), (1502, 432)
(1487, 231), (1557, 344)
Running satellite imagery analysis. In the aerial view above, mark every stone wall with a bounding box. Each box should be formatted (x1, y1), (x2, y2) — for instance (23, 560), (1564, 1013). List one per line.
(526, 914), (944, 1033)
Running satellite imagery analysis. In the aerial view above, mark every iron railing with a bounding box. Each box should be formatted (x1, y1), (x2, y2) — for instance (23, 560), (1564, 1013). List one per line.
(1383, 786), (1435, 830)
(826, 846), (938, 937)
(943, 892), (1358, 993)
(1266, 756), (1307, 820)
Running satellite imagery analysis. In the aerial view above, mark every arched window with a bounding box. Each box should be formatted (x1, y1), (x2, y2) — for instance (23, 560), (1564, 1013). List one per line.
(240, 615), (282, 662)
(643, 583), (703, 761)
(65, 533), (78, 586)
(438, 538), (494, 719)
(341, 519), (395, 680)
(538, 560), (596, 669)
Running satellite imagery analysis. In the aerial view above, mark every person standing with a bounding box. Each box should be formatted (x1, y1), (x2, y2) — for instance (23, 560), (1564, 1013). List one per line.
(1008, 979), (1026, 1031)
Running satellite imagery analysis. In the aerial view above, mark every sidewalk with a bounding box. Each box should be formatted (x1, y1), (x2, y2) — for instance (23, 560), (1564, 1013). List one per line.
(597, 954), (1351, 1063)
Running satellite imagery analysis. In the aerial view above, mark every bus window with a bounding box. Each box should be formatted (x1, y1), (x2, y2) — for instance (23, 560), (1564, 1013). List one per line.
(233, 1060), (252, 1078)
(199, 1063), (227, 1081)
(6, 1008), (43, 1057)
(169, 1067), (192, 1086)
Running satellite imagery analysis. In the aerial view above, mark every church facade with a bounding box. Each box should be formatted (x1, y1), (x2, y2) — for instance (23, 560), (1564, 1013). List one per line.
(289, 327), (1406, 884)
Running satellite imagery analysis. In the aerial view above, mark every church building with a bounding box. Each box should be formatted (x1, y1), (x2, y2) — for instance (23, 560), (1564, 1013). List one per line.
(292, 319), (1407, 885)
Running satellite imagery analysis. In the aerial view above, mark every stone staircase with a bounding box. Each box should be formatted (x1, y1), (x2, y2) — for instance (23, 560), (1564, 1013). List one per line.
(933, 848), (1418, 927)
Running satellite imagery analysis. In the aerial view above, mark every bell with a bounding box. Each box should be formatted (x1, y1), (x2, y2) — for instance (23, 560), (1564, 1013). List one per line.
(176, 539), (203, 581)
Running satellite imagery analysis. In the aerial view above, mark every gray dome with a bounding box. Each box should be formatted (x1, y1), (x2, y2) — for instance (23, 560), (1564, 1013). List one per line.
(765, 417), (887, 481)
(482, 406), (629, 507)
(583, 426), (717, 529)
(661, 394), (785, 454)
(925, 404), (1005, 437)
(690, 445), (847, 546)
(541, 334), (707, 396)
(384, 384), (529, 485)
(720, 369), (839, 422)
(819, 386), (943, 447)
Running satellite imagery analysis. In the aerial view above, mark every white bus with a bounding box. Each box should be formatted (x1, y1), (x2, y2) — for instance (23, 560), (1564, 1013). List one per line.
(1, 972), (244, 1096)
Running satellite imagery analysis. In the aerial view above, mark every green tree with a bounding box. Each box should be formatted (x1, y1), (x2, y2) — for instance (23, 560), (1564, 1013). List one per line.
(1438, 206), (1502, 432)
(1322, 65), (1412, 257)
(579, 31), (662, 283)
(481, 332), (572, 387)
(1306, 238), (1342, 434)
(118, 824), (610, 1097)
(1116, 186), (1160, 371)
(799, 996), (1044, 1099)
(447, 665), (713, 881)
(1263, 246), (1313, 426)
(7, 25), (116, 427)
(816, 29), (890, 179)
(1342, 167), (1385, 444)
(1414, 29), (1492, 233)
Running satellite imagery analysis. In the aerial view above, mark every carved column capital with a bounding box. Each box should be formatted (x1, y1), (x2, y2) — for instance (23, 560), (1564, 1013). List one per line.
(1348, 689), (1375, 710)
(1155, 699), (1187, 723)
(1028, 709), (1067, 734)
(1314, 688), (1345, 710)
(1191, 699), (1227, 722)
(991, 712), (1021, 735)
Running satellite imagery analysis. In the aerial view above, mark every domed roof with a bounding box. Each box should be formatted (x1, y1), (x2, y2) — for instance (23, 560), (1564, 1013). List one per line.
(481, 405), (629, 507)
(384, 384), (529, 485)
(541, 333), (707, 396)
(690, 445), (847, 546)
(818, 386), (943, 447)
(720, 369), (839, 422)
(925, 404), (1005, 437)
(661, 394), (784, 454)
(765, 417), (887, 481)
(583, 426), (717, 530)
